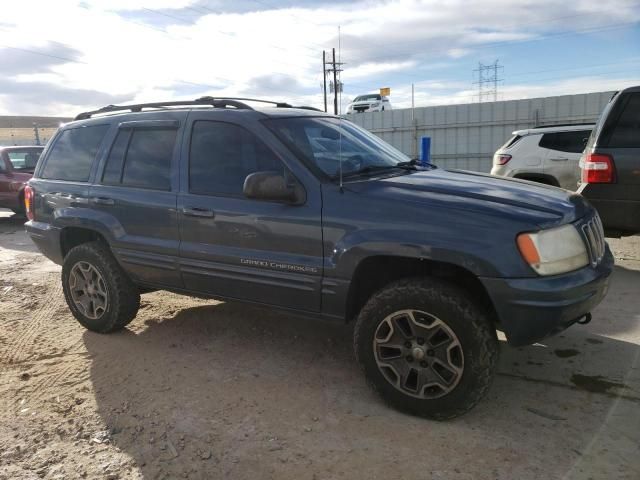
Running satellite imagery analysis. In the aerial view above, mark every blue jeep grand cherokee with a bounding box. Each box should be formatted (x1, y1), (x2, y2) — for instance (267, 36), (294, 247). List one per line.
(24, 97), (613, 419)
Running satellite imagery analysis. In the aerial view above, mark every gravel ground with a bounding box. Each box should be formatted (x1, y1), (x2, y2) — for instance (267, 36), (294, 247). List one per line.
(0, 209), (639, 480)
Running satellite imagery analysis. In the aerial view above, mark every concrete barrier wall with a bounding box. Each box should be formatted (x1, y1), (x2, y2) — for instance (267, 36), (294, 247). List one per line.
(348, 91), (614, 172)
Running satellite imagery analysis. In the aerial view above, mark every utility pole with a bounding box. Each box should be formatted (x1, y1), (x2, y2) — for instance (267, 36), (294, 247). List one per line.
(323, 48), (344, 115)
(33, 123), (41, 146)
(322, 51), (328, 113)
(473, 60), (504, 102)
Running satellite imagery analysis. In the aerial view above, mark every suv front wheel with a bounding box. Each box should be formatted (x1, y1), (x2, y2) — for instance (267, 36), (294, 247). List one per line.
(354, 277), (498, 420)
(62, 241), (140, 333)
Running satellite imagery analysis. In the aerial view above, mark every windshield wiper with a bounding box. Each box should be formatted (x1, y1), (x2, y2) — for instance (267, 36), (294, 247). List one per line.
(340, 164), (407, 179)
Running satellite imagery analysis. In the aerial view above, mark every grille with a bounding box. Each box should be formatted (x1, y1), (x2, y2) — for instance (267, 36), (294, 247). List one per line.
(581, 214), (606, 267)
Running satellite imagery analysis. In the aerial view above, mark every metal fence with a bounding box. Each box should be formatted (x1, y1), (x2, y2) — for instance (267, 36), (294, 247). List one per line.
(348, 91), (614, 173)
(0, 116), (69, 147)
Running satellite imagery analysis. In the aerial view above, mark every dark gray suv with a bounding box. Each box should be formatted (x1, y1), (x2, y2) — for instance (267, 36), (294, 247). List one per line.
(25, 97), (613, 419)
(578, 86), (640, 236)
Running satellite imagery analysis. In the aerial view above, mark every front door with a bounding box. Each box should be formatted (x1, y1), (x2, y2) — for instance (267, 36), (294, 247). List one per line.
(177, 113), (323, 311)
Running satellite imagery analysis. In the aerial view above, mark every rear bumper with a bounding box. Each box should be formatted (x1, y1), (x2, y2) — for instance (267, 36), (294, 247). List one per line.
(480, 247), (614, 346)
(25, 220), (63, 265)
(578, 183), (640, 234)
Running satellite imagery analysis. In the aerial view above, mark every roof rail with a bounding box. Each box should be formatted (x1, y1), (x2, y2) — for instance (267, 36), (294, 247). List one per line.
(74, 97), (257, 120)
(73, 96), (321, 121)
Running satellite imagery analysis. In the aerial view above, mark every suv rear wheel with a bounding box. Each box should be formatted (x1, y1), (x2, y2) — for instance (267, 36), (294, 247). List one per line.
(354, 277), (498, 420)
(62, 241), (140, 333)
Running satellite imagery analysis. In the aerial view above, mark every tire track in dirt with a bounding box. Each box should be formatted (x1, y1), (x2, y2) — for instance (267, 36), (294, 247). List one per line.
(3, 276), (63, 365)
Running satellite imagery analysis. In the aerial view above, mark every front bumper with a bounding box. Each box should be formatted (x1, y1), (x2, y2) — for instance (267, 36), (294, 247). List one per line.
(480, 246), (614, 346)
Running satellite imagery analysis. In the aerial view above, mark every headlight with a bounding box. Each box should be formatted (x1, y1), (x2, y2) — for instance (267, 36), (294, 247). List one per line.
(517, 224), (589, 276)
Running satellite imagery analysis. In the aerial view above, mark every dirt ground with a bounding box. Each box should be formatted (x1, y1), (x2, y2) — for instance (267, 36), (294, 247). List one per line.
(0, 209), (639, 480)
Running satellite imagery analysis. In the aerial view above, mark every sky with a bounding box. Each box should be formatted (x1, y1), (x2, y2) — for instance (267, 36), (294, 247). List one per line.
(0, 0), (639, 116)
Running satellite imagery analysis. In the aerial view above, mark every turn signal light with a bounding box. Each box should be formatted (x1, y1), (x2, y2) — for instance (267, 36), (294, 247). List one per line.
(24, 185), (35, 221)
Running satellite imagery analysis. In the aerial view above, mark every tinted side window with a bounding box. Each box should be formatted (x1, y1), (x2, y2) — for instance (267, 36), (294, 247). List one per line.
(41, 125), (109, 181)
(539, 130), (590, 154)
(102, 130), (131, 184)
(605, 93), (640, 148)
(189, 121), (283, 196)
(121, 129), (176, 190)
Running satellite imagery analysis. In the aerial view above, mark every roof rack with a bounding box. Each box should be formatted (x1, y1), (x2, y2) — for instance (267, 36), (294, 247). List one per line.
(73, 96), (310, 120)
(532, 123), (595, 129)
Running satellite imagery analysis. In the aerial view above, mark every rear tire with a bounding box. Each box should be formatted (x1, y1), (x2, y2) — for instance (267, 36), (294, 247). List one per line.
(62, 241), (140, 333)
(354, 277), (498, 420)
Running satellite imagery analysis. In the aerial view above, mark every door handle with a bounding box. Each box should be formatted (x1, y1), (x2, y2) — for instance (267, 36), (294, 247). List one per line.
(549, 157), (569, 161)
(91, 197), (115, 206)
(182, 207), (214, 218)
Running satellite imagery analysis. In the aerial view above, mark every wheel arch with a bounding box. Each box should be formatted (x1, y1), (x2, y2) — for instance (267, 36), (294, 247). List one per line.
(513, 173), (560, 187)
(345, 255), (498, 325)
(60, 226), (109, 259)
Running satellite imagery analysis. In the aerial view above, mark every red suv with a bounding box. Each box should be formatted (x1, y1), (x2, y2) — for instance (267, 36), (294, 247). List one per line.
(0, 146), (44, 214)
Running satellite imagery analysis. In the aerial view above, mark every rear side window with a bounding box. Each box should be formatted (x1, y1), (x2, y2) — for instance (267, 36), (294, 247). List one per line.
(189, 121), (284, 196)
(101, 128), (176, 190)
(538, 130), (591, 154)
(102, 130), (130, 184)
(502, 134), (522, 149)
(41, 125), (109, 181)
(603, 92), (640, 148)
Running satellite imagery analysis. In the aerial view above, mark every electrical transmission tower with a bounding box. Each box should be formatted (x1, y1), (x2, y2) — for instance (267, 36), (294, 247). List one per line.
(473, 60), (504, 103)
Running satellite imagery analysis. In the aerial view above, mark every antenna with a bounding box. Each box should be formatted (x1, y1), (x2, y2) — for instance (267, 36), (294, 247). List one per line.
(338, 25), (343, 191)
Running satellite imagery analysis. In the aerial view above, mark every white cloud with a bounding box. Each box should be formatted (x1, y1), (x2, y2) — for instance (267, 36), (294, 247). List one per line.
(0, 0), (638, 115)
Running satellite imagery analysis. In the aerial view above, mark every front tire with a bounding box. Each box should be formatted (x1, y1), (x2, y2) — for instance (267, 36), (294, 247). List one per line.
(354, 277), (498, 420)
(62, 241), (140, 333)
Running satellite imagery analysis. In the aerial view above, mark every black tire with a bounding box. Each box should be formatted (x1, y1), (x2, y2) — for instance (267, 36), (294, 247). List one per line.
(354, 277), (498, 420)
(62, 241), (140, 333)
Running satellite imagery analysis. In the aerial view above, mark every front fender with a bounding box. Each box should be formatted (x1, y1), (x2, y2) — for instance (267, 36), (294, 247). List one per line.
(327, 228), (502, 279)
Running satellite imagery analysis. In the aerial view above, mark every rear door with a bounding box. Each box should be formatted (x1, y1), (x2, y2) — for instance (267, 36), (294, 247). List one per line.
(177, 112), (324, 311)
(540, 130), (591, 190)
(90, 114), (185, 288)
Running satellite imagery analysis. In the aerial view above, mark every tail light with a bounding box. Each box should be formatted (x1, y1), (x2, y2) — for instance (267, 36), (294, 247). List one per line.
(581, 153), (615, 184)
(24, 185), (35, 221)
(494, 154), (512, 165)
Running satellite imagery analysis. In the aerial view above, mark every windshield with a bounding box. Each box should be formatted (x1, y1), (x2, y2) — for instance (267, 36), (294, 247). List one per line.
(265, 117), (411, 179)
(354, 94), (381, 102)
(6, 148), (42, 171)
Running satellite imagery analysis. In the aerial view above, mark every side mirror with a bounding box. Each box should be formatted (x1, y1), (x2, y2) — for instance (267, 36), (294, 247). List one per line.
(243, 171), (305, 204)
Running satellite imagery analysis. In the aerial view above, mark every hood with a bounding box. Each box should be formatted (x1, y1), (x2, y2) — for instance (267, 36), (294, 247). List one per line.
(346, 168), (591, 228)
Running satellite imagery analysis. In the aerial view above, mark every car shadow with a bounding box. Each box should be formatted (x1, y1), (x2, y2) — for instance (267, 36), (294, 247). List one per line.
(83, 271), (640, 479)
(0, 211), (35, 254)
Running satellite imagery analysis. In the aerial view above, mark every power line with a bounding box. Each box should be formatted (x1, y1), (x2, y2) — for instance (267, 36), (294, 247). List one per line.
(0, 43), (87, 64)
(344, 21), (639, 85)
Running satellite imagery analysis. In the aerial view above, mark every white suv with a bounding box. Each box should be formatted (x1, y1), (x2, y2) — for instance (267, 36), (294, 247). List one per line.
(491, 124), (593, 190)
(346, 94), (391, 114)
